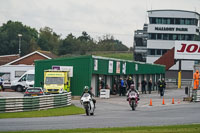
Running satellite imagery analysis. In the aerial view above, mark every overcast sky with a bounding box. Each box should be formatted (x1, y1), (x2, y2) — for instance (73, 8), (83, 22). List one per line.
(0, 0), (199, 48)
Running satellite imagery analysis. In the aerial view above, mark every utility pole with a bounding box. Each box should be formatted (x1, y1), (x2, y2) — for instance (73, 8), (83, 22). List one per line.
(18, 34), (22, 56)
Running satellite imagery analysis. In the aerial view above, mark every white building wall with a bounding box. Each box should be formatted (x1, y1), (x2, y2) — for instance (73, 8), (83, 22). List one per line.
(147, 40), (175, 49)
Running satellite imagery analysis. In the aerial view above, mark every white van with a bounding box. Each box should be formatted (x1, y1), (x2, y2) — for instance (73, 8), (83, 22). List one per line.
(11, 69), (35, 92)
(0, 65), (34, 89)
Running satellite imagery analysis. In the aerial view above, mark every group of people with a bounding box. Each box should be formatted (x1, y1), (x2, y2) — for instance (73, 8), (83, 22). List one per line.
(97, 76), (166, 97)
(141, 78), (166, 97)
(112, 77), (166, 97)
(141, 79), (153, 94)
(119, 77), (134, 96)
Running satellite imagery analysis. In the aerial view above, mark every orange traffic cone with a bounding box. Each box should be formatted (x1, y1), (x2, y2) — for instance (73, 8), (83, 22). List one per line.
(149, 99), (152, 106)
(162, 97), (165, 105)
(172, 97), (175, 104)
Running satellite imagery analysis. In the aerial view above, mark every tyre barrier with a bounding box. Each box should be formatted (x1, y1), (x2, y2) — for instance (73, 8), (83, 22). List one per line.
(0, 92), (71, 113)
(192, 89), (200, 102)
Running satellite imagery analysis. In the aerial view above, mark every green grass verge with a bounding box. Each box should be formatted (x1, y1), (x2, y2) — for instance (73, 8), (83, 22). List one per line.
(0, 105), (84, 119)
(94, 52), (133, 60)
(1, 124), (200, 133)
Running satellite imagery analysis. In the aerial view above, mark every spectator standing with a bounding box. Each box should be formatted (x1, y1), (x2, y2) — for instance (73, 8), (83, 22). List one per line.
(127, 76), (134, 90)
(100, 78), (105, 89)
(0, 77), (3, 92)
(148, 79), (152, 94)
(141, 79), (147, 94)
(157, 79), (161, 94)
(122, 78), (127, 96)
(119, 78), (123, 96)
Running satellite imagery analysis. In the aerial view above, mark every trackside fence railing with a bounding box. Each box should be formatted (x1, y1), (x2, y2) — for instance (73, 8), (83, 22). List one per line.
(0, 92), (71, 113)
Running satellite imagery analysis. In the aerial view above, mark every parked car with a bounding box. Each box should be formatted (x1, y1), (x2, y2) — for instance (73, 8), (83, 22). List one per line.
(24, 87), (44, 97)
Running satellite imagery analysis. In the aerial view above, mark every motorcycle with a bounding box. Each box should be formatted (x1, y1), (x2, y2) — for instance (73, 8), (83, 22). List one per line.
(80, 93), (95, 116)
(128, 91), (138, 110)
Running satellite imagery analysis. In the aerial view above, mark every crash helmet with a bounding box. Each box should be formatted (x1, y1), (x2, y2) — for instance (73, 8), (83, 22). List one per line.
(130, 84), (135, 90)
(84, 86), (89, 92)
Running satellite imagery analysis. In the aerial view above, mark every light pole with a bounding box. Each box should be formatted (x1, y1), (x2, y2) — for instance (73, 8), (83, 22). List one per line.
(18, 34), (22, 56)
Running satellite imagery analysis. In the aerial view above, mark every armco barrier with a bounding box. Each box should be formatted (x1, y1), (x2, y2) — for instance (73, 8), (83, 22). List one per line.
(0, 92), (71, 113)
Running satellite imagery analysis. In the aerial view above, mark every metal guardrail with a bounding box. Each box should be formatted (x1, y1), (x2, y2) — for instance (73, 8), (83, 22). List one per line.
(0, 92), (71, 113)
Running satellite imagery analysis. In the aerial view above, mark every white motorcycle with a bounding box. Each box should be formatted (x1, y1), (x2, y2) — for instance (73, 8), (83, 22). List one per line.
(80, 93), (95, 116)
(127, 91), (138, 111)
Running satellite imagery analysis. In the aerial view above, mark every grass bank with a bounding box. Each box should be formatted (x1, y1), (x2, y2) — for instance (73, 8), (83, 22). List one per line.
(1, 124), (200, 133)
(0, 105), (84, 119)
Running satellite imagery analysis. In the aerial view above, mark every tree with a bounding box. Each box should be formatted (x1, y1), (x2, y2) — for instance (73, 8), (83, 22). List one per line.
(0, 20), (38, 56)
(77, 31), (96, 55)
(37, 27), (61, 54)
(97, 35), (128, 51)
(58, 33), (79, 55)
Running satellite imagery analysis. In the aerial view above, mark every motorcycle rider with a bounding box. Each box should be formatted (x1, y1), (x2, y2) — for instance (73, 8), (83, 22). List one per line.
(81, 86), (96, 108)
(127, 84), (140, 101)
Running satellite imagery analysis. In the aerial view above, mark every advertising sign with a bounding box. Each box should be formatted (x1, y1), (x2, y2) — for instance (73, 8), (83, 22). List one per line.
(122, 62), (126, 74)
(94, 59), (98, 71)
(175, 41), (200, 60)
(116, 62), (120, 74)
(108, 61), (113, 73)
(52, 66), (73, 77)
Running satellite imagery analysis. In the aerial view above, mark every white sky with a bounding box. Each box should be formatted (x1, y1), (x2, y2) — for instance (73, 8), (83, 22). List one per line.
(0, 0), (199, 48)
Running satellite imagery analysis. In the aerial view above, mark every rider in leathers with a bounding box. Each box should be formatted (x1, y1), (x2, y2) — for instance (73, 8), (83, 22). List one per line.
(127, 84), (140, 102)
(81, 86), (96, 108)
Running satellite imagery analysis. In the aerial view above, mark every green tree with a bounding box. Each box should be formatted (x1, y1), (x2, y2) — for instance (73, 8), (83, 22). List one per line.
(97, 35), (128, 51)
(37, 27), (61, 54)
(77, 31), (96, 54)
(58, 33), (78, 55)
(0, 20), (38, 56)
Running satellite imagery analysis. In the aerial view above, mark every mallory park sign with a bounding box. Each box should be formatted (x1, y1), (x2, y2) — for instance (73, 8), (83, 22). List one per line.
(175, 41), (200, 60)
(155, 27), (188, 32)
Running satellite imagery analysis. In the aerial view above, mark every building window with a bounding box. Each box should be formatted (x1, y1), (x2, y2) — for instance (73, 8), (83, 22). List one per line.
(149, 33), (195, 41)
(150, 49), (155, 55)
(173, 34), (178, 40)
(163, 34), (169, 40)
(157, 34), (162, 39)
(175, 18), (180, 24)
(169, 34), (173, 40)
(149, 17), (198, 25)
(156, 18), (162, 24)
(180, 34), (185, 40)
(156, 49), (161, 55)
(162, 49), (167, 55)
(180, 19), (185, 24)
(170, 18), (174, 24)
(163, 18), (168, 24)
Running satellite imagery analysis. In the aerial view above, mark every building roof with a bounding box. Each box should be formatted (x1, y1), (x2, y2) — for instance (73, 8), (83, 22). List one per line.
(5, 51), (57, 65)
(38, 50), (58, 59)
(147, 9), (200, 16)
(0, 54), (20, 65)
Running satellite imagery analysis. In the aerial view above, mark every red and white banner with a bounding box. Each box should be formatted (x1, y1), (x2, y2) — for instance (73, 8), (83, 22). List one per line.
(175, 41), (200, 60)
